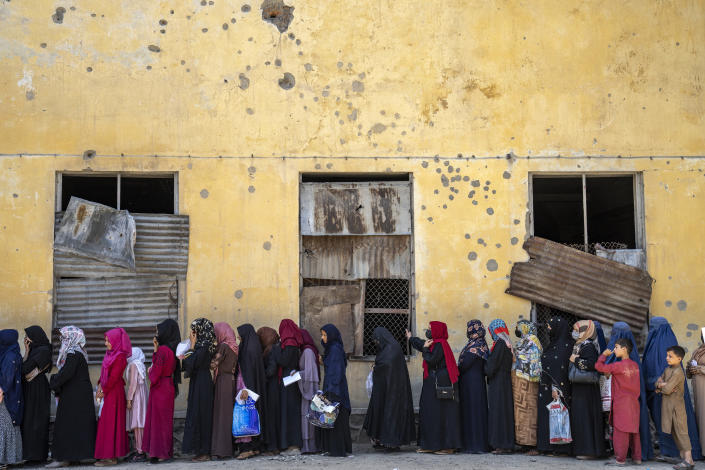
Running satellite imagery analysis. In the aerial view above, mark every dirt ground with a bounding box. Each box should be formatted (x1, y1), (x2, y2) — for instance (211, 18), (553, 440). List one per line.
(26, 444), (692, 470)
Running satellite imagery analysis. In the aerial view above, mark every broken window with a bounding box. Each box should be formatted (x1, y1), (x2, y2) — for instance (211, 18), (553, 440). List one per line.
(299, 175), (413, 357)
(53, 173), (186, 362)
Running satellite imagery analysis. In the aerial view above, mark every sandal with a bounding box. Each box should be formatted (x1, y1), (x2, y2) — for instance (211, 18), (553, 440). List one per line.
(673, 462), (694, 470)
(236, 451), (256, 460)
(191, 455), (210, 462)
(434, 449), (455, 455)
(416, 448), (434, 453)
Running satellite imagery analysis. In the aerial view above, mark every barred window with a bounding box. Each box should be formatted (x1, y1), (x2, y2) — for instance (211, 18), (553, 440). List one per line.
(363, 279), (410, 355)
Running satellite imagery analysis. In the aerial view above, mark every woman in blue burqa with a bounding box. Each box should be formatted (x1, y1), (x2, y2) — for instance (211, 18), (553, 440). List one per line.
(605, 322), (652, 460)
(642, 317), (702, 461)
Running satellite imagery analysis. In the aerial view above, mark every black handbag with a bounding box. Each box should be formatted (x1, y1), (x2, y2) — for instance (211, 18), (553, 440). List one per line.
(569, 362), (600, 384)
(435, 376), (455, 400)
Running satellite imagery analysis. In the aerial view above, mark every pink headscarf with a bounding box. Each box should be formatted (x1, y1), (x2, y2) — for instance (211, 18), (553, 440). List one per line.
(215, 322), (239, 354)
(100, 328), (132, 387)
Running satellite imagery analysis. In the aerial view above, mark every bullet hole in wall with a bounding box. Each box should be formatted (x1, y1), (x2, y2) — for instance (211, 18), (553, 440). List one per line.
(278, 72), (295, 90)
(261, 0), (294, 33)
(52, 7), (66, 24)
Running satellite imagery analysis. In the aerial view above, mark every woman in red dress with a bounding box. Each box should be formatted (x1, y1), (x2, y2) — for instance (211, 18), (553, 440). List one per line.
(94, 328), (131, 466)
(143, 319), (180, 462)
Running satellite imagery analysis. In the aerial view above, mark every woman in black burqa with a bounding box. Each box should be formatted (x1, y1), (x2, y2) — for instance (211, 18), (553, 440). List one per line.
(21, 326), (52, 463)
(235, 324), (268, 459)
(536, 316), (574, 455)
(363, 327), (416, 451)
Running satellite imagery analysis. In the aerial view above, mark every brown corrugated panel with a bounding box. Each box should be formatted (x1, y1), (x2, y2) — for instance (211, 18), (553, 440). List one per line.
(301, 235), (410, 280)
(506, 237), (653, 330)
(54, 212), (189, 279)
(300, 285), (360, 354)
(300, 182), (411, 236)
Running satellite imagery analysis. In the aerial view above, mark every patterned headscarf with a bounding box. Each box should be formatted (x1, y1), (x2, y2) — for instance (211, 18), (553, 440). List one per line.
(57, 325), (88, 369)
(572, 319), (596, 355)
(488, 319), (513, 352)
(191, 318), (216, 355)
(514, 319), (542, 381)
(100, 328), (132, 387)
(128, 347), (146, 380)
(459, 320), (489, 361)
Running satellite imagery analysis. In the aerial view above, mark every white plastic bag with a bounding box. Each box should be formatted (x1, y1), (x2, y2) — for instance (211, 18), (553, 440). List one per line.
(547, 398), (572, 444)
(366, 370), (374, 398)
(600, 375), (612, 412)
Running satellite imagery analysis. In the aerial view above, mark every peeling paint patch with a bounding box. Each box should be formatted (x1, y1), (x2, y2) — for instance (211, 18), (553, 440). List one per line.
(200, 189), (209, 198)
(370, 123), (386, 134)
(278, 72), (295, 90)
(352, 80), (364, 92)
(687, 323), (699, 331)
(17, 68), (36, 99)
(261, 0), (294, 33)
(304, 63), (313, 71)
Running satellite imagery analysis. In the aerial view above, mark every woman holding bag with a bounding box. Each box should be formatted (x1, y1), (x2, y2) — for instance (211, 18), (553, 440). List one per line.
(318, 324), (352, 457)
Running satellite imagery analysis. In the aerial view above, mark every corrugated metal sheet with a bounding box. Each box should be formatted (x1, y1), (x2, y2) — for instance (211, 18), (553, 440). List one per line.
(54, 212), (189, 279)
(52, 327), (159, 364)
(506, 237), (653, 330)
(300, 285), (360, 354)
(301, 235), (410, 280)
(55, 276), (178, 329)
(595, 245), (647, 270)
(300, 182), (411, 235)
(54, 197), (137, 270)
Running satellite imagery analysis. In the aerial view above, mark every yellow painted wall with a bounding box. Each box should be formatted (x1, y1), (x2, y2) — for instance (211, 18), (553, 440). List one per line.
(1, 0), (704, 408)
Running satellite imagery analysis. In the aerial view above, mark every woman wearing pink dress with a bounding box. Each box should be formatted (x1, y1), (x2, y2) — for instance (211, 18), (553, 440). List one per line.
(126, 347), (149, 462)
(142, 319), (179, 462)
(94, 328), (131, 466)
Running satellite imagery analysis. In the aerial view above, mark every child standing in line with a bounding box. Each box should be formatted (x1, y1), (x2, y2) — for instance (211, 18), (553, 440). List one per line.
(595, 338), (642, 466)
(126, 347), (149, 462)
(656, 346), (695, 470)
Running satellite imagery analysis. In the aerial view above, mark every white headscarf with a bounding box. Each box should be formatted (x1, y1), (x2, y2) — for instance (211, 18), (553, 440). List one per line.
(57, 326), (88, 369)
(127, 346), (146, 380)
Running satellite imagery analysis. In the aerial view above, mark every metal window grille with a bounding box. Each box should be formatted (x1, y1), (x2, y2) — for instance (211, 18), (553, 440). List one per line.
(565, 241), (628, 255)
(534, 303), (581, 350)
(363, 278), (410, 355)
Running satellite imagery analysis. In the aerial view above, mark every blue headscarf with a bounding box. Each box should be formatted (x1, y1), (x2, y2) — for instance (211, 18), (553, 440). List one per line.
(642, 317), (702, 459)
(594, 321), (607, 353)
(606, 322), (652, 460)
(0, 329), (23, 426)
(320, 324), (351, 411)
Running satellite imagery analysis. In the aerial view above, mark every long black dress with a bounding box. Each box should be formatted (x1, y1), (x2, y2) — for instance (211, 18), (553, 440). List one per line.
(262, 342), (282, 452)
(570, 341), (605, 457)
(21, 326), (52, 462)
(458, 345), (488, 453)
(485, 339), (515, 450)
(236, 324), (268, 453)
(363, 327), (416, 448)
(276, 345), (302, 449)
(318, 324), (352, 457)
(49, 353), (96, 462)
(536, 316), (574, 454)
(410, 337), (462, 451)
(182, 346), (214, 456)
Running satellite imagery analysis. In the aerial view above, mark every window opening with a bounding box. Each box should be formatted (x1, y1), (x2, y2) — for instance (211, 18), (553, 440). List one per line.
(61, 175), (117, 210)
(120, 177), (175, 213)
(363, 279), (410, 355)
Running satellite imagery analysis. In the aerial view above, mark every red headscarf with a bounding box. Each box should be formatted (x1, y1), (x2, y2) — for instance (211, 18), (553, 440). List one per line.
(279, 319), (303, 349)
(100, 328), (132, 387)
(422, 321), (459, 384)
(299, 328), (320, 377)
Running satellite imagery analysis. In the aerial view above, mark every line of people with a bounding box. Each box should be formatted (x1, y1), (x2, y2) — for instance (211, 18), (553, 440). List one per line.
(0, 316), (704, 468)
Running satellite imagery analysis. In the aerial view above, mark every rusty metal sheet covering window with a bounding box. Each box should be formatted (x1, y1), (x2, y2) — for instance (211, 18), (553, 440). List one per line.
(54, 197), (137, 270)
(300, 285), (360, 355)
(301, 235), (410, 280)
(54, 212), (189, 279)
(506, 237), (653, 331)
(300, 183), (411, 236)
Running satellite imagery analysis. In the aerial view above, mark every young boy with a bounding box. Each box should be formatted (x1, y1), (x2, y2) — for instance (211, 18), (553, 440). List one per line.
(595, 338), (642, 466)
(656, 345), (694, 470)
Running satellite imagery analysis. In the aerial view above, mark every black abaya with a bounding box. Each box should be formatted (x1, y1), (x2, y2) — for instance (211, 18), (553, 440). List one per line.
(276, 345), (302, 449)
(485, 339), (514, 450)
(49, 353), (96, 462)
(182, 346), (214, 456)
(458, 347), (488, 453)
(363, 327), (416, 448)
(21, 327), (52, 462)
(410, 337), (462, 451)
(262, 344), (282, 452)
(236, 324), (268, 452)
(570, 341), (605, 457)
(536, 316), (574, 454)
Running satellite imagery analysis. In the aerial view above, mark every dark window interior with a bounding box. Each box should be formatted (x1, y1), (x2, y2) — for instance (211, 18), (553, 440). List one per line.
(61, 175), (117, 210)
(532, 177), (584, 245)
(586, 176), (635, 248)
(532, 175), (636, 250)
(120, 177), (174, 214)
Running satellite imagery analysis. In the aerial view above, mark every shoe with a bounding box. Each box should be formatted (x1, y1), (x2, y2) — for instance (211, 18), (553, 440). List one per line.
(191, 455), (210, 462)
(130, 453), (147, 463)
(45, 462), (69, 469)
(673, 462), (694, 470)
(236, 451), (256, 460)
(94, 459), (117, 467)
(434, 449), (455, 455)
(577, 455), (596, 460)
(416, 448), (434, 453)
(604, 460), (626, 467)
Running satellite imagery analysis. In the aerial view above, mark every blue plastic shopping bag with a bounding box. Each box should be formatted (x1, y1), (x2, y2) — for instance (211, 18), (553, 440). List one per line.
(232, 397), (260, 437)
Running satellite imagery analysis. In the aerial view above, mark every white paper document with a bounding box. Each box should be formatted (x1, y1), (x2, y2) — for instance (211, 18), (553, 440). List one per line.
(283, 371), (302, 387)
